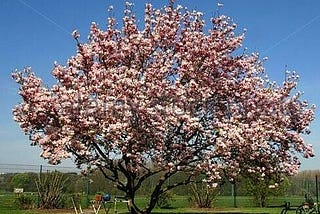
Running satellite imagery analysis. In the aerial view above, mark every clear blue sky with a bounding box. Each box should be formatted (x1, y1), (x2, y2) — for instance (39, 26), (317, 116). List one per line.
(1, 0), (319, 171)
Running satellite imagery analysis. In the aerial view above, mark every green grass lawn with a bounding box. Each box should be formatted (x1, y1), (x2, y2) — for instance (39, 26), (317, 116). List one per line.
(0, 193), (306, 214)
(0, 194), (33, 214)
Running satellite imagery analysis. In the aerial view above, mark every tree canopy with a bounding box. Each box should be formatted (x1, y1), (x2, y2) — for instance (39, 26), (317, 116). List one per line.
(12, 2), (315, 213)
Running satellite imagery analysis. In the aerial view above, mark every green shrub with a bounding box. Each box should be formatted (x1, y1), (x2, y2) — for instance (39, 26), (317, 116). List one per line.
(14, 194), (36, 210)
(36, 171), (69, 209)
(189, 182), (218, 208)
(157, 191), (175, 208)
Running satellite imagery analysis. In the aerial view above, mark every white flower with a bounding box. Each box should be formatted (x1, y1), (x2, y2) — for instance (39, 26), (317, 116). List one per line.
(217, 3), (223, 7)
(108, 5), (114, 12)
(72, 30), (80, 39)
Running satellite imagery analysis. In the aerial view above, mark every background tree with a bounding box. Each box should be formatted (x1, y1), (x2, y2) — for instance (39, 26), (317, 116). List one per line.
(245, 175), (290, 207)
(0, 173), (17, 192)
(12, 1), (315, 214)
(11, 173), (31, 190)
(63, 172), (82, 194)
(287, 170), (320, 197)
(87, 169), (118, 195)
(9, 173), (38, 192)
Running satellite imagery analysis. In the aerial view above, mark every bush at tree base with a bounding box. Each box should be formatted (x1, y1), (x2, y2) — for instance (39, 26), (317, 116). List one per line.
(36, 171), (68, 209)
(189, 182), (218, 208)
(157, 191), (175, 209)
(14, 194), (36, 210)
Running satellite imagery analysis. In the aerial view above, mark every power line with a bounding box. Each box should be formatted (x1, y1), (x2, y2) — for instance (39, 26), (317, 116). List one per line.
(262, 13), (320, 55)
(0, 163), (75, 169)
(18, 0), (71, 35)
(0, 163), (79, 173)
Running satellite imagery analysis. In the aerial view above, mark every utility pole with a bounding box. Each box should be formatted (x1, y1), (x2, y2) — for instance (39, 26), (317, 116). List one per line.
(231, 182), (237, 208)
(38, 165), (43, 208)
(316, 175), (319, 204)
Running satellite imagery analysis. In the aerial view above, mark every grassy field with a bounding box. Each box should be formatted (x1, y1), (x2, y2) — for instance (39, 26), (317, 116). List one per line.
(0, 193), (306, 214)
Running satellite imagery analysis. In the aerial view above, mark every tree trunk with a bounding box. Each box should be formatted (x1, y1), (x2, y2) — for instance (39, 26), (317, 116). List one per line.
(127, 197), (143, 214)
(259, 193), (266, 208)
(125, 177), (166, 214)
(126, 191), (159, 214)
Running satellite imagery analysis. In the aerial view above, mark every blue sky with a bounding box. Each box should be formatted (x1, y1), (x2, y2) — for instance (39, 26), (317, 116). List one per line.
(1, 0), (320, 171)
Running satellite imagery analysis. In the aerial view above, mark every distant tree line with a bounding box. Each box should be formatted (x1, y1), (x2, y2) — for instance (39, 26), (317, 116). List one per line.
(1, 170), (319, 200)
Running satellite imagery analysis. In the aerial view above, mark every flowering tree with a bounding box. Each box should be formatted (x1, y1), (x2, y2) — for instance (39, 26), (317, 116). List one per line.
(12, 2), (315, 213)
